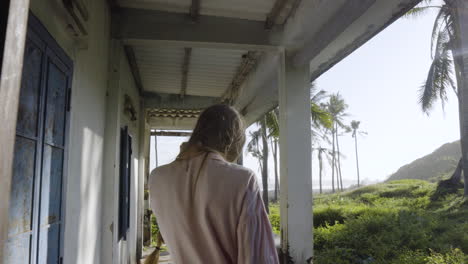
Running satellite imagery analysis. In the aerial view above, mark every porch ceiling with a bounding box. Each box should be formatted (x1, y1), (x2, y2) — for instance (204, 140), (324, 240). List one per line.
(117, 0), (279, 22)
(133, 46), (246, 97)
(112, 0), (421, 130)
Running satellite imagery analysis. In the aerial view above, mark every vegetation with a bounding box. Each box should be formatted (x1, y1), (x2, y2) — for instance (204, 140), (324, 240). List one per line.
(269, 179), (468, 264)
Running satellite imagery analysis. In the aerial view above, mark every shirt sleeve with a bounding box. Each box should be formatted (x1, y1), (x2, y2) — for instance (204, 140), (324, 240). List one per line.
(237, 175), (279, 264)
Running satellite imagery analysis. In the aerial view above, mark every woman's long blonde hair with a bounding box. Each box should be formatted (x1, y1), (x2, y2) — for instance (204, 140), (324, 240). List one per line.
(181, 104), (246, 162)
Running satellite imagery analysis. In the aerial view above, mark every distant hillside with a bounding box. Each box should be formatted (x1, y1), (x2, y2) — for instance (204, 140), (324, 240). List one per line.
(387, 141), (461, 182)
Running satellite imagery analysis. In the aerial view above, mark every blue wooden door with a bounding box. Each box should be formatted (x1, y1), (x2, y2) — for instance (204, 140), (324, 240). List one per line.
(4, 14), (73, 264)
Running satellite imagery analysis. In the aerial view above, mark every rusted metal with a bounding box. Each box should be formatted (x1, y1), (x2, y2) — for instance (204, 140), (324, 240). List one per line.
(265, 0), (302, 29)
(0, 0), (31, 259)
(124, 45), (144, 95)
(151, 131), (192, 137)
(190, 0), (201, 22)
(222, 51), (262, 105)
(147, 108), (202, 119)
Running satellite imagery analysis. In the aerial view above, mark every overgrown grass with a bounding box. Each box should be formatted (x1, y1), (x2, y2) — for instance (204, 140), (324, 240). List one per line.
(269, 179), (468, 264)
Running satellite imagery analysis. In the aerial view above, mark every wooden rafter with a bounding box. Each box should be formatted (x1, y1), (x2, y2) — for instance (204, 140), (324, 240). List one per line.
(124, 45), (144, 94)
(222, 51), (262, 105)
(180, 47), (192, 98)
(265, 0), (302, 29)
(190, 0), (201, 21)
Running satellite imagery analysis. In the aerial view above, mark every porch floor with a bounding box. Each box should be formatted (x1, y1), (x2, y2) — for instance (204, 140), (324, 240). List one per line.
(141, 247), (173, 264)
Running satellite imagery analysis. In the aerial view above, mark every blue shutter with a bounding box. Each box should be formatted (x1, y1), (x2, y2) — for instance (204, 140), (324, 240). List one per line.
(119, 127), (132, 240)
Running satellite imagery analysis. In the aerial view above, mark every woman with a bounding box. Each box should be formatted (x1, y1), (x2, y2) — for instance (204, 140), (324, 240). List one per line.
(149, 104), (279, 264)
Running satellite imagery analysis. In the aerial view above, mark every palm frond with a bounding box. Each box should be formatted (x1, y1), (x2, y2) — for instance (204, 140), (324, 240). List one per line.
(431, 5), (451, 59)
(311, 103), (333, 129)
(351, 120), (360, 137)
(405, 6), (433, 18)
(311, 90), (328, 103)
(265, 110), (280, 139)
(247, 129), (263, 159)
(420, 27), (454, 114)
(404, 0), (439, 18)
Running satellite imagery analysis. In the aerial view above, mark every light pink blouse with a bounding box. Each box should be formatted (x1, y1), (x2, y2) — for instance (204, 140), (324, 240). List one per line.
(149, 152), (279, 264)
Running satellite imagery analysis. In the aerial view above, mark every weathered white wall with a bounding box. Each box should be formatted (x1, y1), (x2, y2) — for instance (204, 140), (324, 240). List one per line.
(101, 40), (142, 264)
(29, 0), (111, 263)
(119, 43), (142, 264)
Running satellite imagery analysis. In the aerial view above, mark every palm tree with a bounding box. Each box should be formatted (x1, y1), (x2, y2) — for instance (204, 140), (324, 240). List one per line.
(310, 83), (333, 140)
(265, 109), (280, 202)
(324, 93), (348, 192)
(260, 116), (269, 212)
(246, 128), (270, 213)
(316, 147), (332, 194)
(264, 83), (332, 197)
(351, 120), (363, 187)
(406, 0), (468, 196)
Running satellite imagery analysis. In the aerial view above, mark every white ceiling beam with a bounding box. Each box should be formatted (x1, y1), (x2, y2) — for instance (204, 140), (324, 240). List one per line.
(143, 91), (219, 110)
(114, 8), (275, 47)
(121, 39), (280, 52)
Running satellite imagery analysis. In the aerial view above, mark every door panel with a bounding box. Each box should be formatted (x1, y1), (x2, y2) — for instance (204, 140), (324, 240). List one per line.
(5, 137), (36, 264)
(16, 41), (43, 138)
(5, 14), (73, 264)
(4, 232), (31, 264)
(38, 145), (64, 264)
(37, 223), (60, 264)
(39, 145), (64, 227)
(44, 61), (67, 147)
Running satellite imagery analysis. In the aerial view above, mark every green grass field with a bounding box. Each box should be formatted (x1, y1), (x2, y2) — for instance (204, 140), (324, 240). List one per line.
(269, 180), (468, 264)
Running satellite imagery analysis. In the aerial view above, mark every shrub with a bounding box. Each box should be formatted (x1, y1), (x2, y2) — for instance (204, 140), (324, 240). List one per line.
(269, 180), (467, 264)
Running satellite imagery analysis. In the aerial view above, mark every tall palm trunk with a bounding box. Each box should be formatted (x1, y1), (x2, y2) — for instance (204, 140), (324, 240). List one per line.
(261, 117), (270, 212)
(354, 133), (361, 187)
(331, 127), (336, 193)
(451, 2), (468, 196)
(335, 123), (344, 191)
(318, 150), (323, 194)
(271, 138), (279, 202)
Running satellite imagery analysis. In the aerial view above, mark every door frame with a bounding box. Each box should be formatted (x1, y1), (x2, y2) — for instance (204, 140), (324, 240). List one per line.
(28, 13), (73, 263)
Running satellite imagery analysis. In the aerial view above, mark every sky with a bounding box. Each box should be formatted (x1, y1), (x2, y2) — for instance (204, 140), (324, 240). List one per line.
(150, 3), (459, 190)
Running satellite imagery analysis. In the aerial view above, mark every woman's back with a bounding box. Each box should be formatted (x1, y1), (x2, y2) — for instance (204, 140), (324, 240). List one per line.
(149, 152), (278, 264)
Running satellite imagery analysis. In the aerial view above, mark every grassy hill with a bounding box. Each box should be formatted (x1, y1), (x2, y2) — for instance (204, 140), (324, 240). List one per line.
(269, 180), (468, 264)
(386, 141), (460, 182)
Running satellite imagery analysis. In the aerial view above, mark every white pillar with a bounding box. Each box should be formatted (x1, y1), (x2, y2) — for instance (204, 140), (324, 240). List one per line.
(136, 112), (150, 260)
(278, 50), (313, 263)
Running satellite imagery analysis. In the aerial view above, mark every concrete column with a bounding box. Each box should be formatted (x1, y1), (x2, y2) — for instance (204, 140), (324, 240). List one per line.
(278, 50), (313, 263)
(455, 0), (468, 196)
(136, 111), (150, 260)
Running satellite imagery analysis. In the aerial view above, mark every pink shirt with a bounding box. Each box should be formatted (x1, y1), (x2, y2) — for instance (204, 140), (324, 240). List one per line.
(149, 152), (279, 264)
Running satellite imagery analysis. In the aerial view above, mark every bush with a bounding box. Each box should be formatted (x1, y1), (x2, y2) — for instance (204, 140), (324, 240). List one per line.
(270, 180), (468, 264)
(426, 248), (467, 264)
